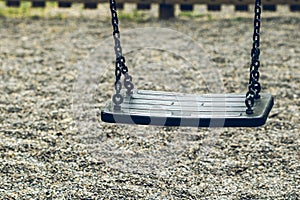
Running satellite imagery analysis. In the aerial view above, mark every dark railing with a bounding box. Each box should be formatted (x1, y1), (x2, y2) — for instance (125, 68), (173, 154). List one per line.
(2, 0), (300, 19)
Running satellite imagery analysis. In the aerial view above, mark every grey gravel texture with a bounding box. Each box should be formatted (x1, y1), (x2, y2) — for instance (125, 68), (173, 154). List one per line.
(0, 4), (299, 199)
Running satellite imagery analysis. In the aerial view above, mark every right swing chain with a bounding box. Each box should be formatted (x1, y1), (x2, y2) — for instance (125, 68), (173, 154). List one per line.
(245, 0), (262, 114)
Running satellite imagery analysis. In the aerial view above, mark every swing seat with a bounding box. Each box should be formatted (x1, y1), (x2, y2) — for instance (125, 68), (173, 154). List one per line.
(101, 90), (274, 127)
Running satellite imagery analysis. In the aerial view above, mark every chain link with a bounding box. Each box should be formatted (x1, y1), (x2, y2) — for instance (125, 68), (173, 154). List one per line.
(109, 0), (134, 110)
(245, 0), (262, 114)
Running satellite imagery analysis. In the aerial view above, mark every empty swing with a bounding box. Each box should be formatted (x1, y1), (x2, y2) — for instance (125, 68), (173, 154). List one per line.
(101, 0), (274, 127)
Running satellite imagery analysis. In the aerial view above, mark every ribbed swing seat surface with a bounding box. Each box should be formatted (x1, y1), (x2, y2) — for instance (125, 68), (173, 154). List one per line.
(101, 90), (274, 127)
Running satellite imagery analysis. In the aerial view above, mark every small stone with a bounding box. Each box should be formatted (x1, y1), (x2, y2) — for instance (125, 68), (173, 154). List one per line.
(7, 106), (22, 113)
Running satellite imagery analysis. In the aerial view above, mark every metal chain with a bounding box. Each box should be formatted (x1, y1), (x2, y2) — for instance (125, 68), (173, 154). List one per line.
(245, 0), (262, 114)
(109, 0), (134, 110)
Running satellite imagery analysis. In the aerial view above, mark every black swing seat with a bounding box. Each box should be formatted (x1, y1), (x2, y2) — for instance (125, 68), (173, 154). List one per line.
(101, 90), (274, 127)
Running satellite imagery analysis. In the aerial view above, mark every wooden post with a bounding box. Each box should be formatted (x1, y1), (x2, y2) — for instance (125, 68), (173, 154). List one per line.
(6, 0), (20, 7)
(159, 4), (174, 19)
(32, 1), (46, 7)
(290, 5), (300, 12)
(180, 4), (194, 11)
(235, 5), (248, 11)
(58, 2), (72, 7)
(137, 3), (151, 10)
(116, 3), (124, 9)
(207, 4), (221, 11)
(263, 5), (276, 11)
(84, 3), (98, 9)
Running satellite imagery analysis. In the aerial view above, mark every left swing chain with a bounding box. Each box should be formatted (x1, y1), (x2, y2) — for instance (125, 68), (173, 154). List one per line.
(109, 0), (134, 110)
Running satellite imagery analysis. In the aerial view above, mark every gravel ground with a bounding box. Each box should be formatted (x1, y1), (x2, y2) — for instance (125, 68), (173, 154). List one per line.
(0, 4), (299, 199)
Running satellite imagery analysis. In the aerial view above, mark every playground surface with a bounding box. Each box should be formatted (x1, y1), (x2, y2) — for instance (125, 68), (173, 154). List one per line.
(0, 5), (299, 199)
